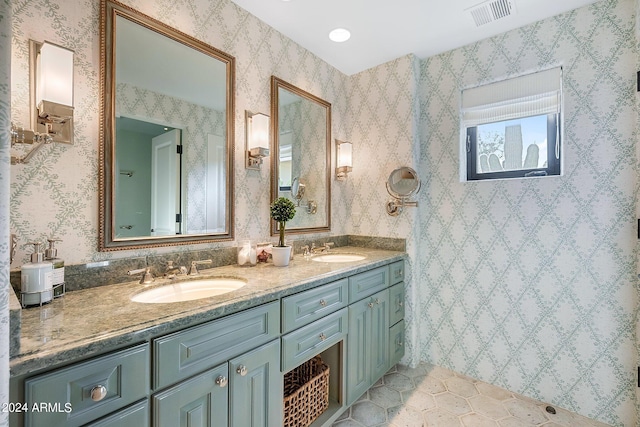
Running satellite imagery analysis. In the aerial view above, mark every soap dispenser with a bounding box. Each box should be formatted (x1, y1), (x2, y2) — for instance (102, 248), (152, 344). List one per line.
(21, 242), (54, 307)
(45, 238), (65, 297)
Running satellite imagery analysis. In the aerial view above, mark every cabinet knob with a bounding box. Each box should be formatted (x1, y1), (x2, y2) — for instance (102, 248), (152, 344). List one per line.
(90, 385), (107, 402)
(319, 333), (327, 341)
(319, 299), (327, 307)
(368, 302), (373, 308)
(215, 376), (228, 387)
(236, 365), (248, 376)
(374, 298), (380, 305)
(398, 301), (404, 307)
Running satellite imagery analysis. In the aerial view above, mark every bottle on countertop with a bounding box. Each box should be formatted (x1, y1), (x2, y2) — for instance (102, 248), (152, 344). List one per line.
(21, 242), (53, 307)
(45, 238), (65, 297)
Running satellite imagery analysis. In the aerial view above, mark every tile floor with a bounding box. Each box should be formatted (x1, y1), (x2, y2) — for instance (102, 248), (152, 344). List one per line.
(332, 363), (611, 427)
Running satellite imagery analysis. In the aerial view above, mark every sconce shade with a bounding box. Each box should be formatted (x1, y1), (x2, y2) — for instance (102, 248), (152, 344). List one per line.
(248, 112), (269, 151)
(246, 111), (270, 169)
(336, 139), (352, 180)
(36, 41), (74, 108)
(337, 140), (352, 168)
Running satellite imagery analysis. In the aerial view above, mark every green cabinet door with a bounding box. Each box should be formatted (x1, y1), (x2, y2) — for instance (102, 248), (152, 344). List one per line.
(389, 320), (405, 367)
(86, 400), (149, 427)
(346, 289), (390, 405)
(152, 364), (229, 427)
(370, 289), (390, 381)
(229, 340), (282, 427)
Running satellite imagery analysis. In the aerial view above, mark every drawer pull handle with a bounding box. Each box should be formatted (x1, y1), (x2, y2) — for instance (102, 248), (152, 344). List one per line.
(215, 376), (228, 387)
(319, 299), (327, 306)
(397, 270), (403, 277)
(319, 333), (327, 341)
(90, 385), (107, 402)
(236, 365), (248, 376)
(368, 302), (373, 308)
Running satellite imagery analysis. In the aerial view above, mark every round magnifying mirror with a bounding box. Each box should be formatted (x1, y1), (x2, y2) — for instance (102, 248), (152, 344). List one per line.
(386, 167), (421, 199)
(291, 177), (305, 202)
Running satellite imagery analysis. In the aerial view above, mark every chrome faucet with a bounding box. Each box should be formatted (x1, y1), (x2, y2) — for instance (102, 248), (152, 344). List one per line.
(310, 242), (334, 254)
(301, 245), (311, 257)
(188, 259), (213, 275)
(128, 267), (154, 284)
(164, 261), (187, 279)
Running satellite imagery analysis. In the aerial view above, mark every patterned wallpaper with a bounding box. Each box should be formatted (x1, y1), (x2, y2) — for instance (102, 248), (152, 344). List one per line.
(116, 82), (226, 234)
(0, 0), (11, 424)
(9, 0), (348, 266)
(345, 55), (423, 369)
(419, 0), (637, 425)
(278, 100), (328, 229)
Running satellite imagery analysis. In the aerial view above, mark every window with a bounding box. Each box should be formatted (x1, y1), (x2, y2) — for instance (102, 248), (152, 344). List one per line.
(462, 67), (562, 181)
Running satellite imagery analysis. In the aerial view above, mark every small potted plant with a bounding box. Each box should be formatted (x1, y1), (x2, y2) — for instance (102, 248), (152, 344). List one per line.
(270, 196), (296, 266)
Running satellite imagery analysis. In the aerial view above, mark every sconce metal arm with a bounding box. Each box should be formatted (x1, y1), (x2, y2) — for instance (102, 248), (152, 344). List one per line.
(10, 125), (53, 165)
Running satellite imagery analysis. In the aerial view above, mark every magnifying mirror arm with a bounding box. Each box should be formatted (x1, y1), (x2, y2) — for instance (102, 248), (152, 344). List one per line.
(386, 198), (418, 216)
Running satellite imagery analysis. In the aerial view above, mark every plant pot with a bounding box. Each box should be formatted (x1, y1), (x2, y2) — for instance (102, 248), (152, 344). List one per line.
(272, 246), (292, 267)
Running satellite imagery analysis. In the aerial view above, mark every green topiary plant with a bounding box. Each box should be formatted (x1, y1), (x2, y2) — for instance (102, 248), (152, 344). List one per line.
(270, 197), (296, 247)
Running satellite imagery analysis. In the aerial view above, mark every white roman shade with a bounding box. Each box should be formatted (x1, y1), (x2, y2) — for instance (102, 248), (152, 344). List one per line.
(461, 67), (562, 128)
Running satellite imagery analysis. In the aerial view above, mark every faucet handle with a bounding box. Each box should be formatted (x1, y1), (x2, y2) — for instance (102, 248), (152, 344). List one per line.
(128, 267), (154, 284)
(324, 242), (335, 251)
(301, 245), (310, 256)
(188, 259), (213, 275)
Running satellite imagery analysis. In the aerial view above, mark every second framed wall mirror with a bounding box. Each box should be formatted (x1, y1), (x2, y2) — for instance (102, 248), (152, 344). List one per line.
(270, 77), (331, 235)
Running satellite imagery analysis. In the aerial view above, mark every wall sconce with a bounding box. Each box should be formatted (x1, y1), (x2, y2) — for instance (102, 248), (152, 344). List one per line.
(11, 40), (74, 164)
(245, 111), (270, 170)
(336, 139), (352, 180)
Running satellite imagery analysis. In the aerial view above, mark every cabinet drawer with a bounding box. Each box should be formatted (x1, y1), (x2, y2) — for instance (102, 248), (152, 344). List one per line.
(282, 308), (347, 372)
(390, 260), (405, 285)
(349, 266), (389, 303)
(389, 320), (405, 367)
(282, 279), (348, 333)
(85, 400), (149, 427)
(153, 301), (279, 389)
(389, 282), (405, 326)
(25, 343), (149, 427)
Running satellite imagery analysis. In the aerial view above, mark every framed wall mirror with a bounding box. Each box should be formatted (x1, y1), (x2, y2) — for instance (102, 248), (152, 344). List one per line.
(270, 77), (331, 235)
(99, 0), (235, 250)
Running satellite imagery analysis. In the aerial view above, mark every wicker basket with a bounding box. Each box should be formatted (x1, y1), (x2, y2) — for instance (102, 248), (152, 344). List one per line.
(283, 356), (330, 427)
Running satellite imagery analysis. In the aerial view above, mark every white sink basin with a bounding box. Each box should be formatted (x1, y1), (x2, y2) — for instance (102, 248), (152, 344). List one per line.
(311, 254), (366, 263)
(131, 278), (246, 303)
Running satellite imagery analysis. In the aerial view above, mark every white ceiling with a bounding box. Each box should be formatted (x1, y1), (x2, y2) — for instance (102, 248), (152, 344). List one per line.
(116, 16), (227, 110)
(230, 0), (601, 76)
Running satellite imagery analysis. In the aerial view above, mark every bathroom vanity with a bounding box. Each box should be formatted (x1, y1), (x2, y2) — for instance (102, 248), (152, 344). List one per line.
(9, 247), (406, 427)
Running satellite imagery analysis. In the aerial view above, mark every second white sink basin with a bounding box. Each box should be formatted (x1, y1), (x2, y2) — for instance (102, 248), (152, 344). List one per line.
(311, 254), (366, 263)
(131, 278), (247, 303)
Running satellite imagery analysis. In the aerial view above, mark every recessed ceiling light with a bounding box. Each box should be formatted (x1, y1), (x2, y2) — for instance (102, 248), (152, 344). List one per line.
(329, 28), (351, 43)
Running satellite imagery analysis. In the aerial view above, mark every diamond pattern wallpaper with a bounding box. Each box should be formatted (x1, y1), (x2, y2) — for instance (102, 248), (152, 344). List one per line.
(418, 0), (638, 425)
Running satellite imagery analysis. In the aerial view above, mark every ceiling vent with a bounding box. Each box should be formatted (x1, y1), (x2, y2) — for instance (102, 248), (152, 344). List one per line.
(467, 0), (515, 27)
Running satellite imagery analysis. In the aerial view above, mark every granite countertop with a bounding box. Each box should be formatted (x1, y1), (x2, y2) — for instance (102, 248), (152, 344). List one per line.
(10, 246), (406, 377)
